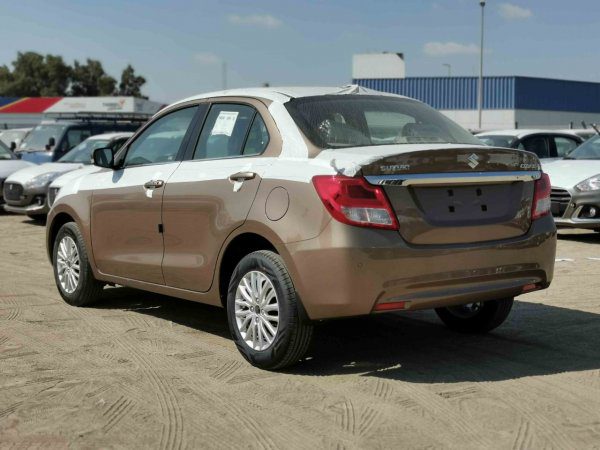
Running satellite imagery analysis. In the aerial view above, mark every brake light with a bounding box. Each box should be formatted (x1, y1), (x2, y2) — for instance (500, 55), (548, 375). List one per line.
(312, 175), (399, 230)
(532, 173), (551, 220)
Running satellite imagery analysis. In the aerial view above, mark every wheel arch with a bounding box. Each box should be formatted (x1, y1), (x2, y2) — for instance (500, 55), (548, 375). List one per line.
(47, 211), (77, 262)
(217, 232), (277, 308)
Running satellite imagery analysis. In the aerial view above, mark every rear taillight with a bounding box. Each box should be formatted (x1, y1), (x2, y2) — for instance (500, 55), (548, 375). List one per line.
(312, 175), (399, 230)
(532, 172), (551, 220)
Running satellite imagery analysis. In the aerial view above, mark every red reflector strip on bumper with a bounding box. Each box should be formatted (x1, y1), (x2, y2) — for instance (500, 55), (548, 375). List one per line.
(522, 283), (539, 293)
(374, 301), (408, 311)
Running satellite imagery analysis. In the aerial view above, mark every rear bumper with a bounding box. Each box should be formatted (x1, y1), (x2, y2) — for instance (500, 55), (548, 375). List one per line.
(281, 215), (556, 320)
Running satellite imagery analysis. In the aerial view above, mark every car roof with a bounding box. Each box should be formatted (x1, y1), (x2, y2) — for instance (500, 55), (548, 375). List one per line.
(173, 84), (406, 107)
(86, 132), (134, 141)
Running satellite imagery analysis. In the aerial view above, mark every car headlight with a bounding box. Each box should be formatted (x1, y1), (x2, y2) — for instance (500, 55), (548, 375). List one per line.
(25, 172), (62, 189)
(576, 175), (600, 192)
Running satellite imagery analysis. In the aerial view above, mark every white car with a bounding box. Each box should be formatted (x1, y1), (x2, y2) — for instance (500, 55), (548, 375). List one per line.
(3, 132), (132, 218)
(477, 129), (584, 160)
(543, 134), (600, 230)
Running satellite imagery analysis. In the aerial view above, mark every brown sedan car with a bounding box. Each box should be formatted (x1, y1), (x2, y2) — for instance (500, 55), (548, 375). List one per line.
(46, 86), (557, 369)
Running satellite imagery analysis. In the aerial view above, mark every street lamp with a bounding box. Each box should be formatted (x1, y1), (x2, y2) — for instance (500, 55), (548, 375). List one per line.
(477, 0), (486, 130)
(443, 63), (452, 76)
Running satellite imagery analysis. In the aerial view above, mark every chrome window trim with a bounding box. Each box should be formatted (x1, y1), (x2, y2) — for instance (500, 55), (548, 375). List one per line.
(365, 171), (541, 186)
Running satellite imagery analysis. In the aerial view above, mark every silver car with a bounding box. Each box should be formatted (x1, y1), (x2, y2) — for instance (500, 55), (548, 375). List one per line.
(543, 134), (600, 230)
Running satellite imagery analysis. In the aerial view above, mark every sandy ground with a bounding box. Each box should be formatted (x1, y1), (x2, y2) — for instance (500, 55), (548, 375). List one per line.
(0, 212), (599, 449)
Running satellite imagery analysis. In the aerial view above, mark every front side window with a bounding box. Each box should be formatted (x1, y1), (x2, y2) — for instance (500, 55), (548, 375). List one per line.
(124, 107), (197, 167)
(59, 139), (110, 164)
(0, 140), (12, 160)
(193, 104), (256, 160)
(285, 95), (481, 149)
(62, 128), (92, 153)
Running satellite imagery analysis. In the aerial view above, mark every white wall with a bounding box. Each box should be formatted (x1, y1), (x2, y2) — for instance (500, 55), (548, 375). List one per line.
(439, 109), (600, 131)
(514, 109), (600, 129)
(0, 114), (43, 129)
(352, 53), (405, 79)
(439, 109), (516, 131)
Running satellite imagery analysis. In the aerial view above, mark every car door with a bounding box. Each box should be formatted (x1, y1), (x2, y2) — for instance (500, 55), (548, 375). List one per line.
(161, 102), (274, 292)
(89, 106), (199, 283)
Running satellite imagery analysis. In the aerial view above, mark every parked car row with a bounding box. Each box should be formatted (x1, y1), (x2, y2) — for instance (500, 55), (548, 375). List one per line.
(3, 132), (132, 218)
(476, 129), (586, 160)
(476, 127), (600, 231)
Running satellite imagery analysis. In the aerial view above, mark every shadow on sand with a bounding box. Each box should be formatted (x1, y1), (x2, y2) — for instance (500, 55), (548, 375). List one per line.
(92, 287), (600, 383)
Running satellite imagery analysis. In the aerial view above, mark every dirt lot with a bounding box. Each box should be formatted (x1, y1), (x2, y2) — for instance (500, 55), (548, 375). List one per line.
(0, 212), (599, 449)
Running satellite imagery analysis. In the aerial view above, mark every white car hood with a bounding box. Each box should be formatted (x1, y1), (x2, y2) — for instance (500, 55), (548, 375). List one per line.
(5, 162), (84, 184)
(0, 160), (34, 179)
(50, 165), (101, 189)
(542, 159), (600, 189)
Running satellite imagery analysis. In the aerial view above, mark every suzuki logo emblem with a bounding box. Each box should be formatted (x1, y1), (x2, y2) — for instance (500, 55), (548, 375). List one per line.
(467, 153), (480, 169)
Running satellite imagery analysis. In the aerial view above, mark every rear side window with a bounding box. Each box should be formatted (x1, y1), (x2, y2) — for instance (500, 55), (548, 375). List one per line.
(519, 136), (550, 158)
(193, 104), (256, 159)
(243, 114), (269, 155)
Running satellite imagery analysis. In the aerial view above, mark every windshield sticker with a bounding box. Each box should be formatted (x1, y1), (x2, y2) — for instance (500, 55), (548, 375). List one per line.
(211, 111), (239, 137)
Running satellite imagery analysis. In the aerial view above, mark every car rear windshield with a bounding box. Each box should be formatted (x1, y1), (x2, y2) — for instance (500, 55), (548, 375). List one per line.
(285, 95), (481, 149)
(19, 124), (68, 152)
(477, 135), (517, 148)
(566, 134), (600, 159)
(59, 139), (111, 163)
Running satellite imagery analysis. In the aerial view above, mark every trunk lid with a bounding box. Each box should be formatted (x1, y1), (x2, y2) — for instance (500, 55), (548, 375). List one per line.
(320, 145), (541, 245)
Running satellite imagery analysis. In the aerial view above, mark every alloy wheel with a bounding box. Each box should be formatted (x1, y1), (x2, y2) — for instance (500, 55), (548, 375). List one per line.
(56, 236), (80, 294)
(234, 271), (280, 351)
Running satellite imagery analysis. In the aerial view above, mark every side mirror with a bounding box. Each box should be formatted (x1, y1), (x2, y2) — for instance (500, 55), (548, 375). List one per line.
(9, 141), (16, 151)
(92, 147), (115, 169)
(48, 137), (56, 147)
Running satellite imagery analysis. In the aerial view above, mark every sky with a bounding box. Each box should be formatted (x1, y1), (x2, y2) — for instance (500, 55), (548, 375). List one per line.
(0, 0), (598, 103)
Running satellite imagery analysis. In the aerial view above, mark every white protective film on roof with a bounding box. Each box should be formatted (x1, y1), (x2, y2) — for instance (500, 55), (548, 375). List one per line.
(170, 85), (406, 159)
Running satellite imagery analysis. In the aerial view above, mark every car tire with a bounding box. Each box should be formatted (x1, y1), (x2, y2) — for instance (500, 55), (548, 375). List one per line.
(227, 250), (313, 370)
(435, 298), (514, 333)
(53, 222), (104, 306)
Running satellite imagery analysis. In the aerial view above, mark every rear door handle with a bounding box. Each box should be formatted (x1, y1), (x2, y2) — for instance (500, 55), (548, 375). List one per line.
(229, 172), (256, 182)
(144, 179), (165, 189)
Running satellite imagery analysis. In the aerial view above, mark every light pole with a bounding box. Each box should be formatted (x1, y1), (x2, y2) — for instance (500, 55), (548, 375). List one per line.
(443, 63), (452, 76)
(477, 0), (485, 130)
(222, 61), (228, 90)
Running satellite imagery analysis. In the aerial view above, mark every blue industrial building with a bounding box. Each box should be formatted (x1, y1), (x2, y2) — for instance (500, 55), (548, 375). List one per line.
(354, 76), (600, 131)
